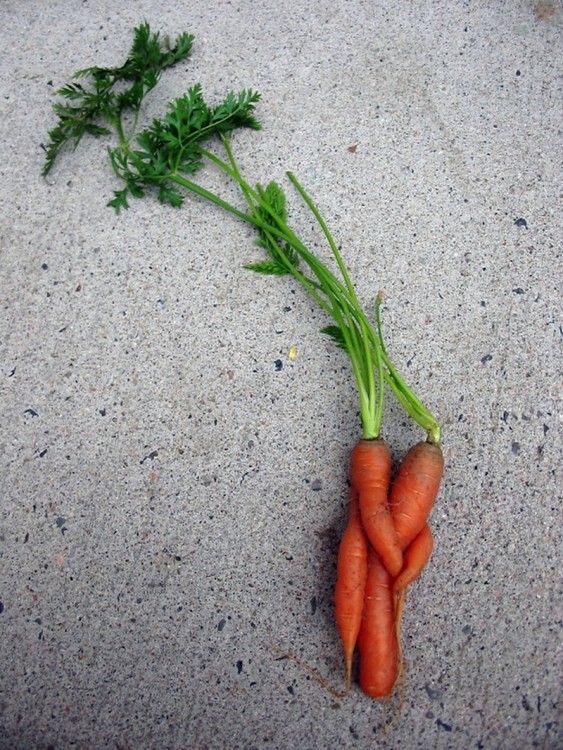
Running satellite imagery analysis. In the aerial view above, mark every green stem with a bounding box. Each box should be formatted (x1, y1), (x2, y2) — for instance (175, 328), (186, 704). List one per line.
(287, 172), (382, 437)
(170, 169), (342, 324)
(116, 133), (439, 442)
(212, 142), (358, 319)
(374, 294), (441, 444)
(171, 154), (440, 443)
(169, 172), (256, 225)
(217, 139), (382, 437)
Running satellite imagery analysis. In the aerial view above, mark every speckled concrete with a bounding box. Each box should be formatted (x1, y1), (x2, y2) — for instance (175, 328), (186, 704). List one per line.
(0, 1), (561, 749)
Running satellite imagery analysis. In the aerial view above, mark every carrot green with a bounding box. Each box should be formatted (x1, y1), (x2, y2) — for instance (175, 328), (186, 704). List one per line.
(43, 22), (440, 445)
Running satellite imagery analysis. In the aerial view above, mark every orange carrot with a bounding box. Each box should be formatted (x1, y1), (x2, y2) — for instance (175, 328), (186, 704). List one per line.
(389, 440), (444, 550)
(393, 522), (433, 594)
(334, 486), (368, 691)
(350, 439), (403, 578)
(358, 546), (399, 698)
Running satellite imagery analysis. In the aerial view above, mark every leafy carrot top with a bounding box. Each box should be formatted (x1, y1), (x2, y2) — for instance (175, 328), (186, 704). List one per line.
(42, 23), (195, 176)
(43, 22), (440, 445)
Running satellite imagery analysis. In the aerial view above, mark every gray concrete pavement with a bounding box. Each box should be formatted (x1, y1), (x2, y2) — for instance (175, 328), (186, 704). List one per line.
(1, 1), (561, 748)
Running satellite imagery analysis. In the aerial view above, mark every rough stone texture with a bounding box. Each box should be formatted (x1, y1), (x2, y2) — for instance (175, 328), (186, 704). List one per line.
(0, 1), (561, 748)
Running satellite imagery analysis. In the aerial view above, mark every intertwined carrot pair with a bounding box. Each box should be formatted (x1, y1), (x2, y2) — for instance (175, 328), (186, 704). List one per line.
(43, 24), (446, 701)
(335, 439), (444, 698)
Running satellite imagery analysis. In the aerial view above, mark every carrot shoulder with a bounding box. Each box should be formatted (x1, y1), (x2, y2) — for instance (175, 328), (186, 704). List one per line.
(350, 439), (403, 578)
(389, 441), (444, 550)
(358, 546), (399, 699)
(334, 486), (368, 691)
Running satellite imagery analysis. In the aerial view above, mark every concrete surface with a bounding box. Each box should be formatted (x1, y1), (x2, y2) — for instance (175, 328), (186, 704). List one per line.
(0, 1), (561, 748)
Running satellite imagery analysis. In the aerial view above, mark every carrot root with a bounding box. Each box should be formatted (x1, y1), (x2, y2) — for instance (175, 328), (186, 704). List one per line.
(334, 486), (368, 691)
(350, 439), (403, 578)
(334, 439), (443, 700)
(390, 440), (444, 550)
(357, 547), (399, 699)
(393, 523), (434, 595)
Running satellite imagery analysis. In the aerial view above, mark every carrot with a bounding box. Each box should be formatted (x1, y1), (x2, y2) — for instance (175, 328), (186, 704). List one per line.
(44, 28), (446, 703)
(389, 440), (444, 550)
(350, 439), (403, 578)
(334, 486), (368, 691)
(393, 522), (433, 594)
(357, 546), (399, 699)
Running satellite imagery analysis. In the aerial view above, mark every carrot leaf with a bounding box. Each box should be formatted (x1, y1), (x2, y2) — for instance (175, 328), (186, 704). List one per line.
(244, 260), (291, 276)
(321, 326), (348, 351)
(43, 24), (441, 443)
(42, 22), (194, 176)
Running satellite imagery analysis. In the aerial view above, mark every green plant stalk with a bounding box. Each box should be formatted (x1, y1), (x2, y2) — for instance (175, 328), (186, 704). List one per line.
(109, 121), (440, 440)
(374, 296), (441, 444)
(279, 174), (439, 442)
(166, 138), (440, 441)
(43, 23), (440, 442)
(286, 171), (378, 432)
(218, 139), (383, 437)
(209, 141), (440, 441)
